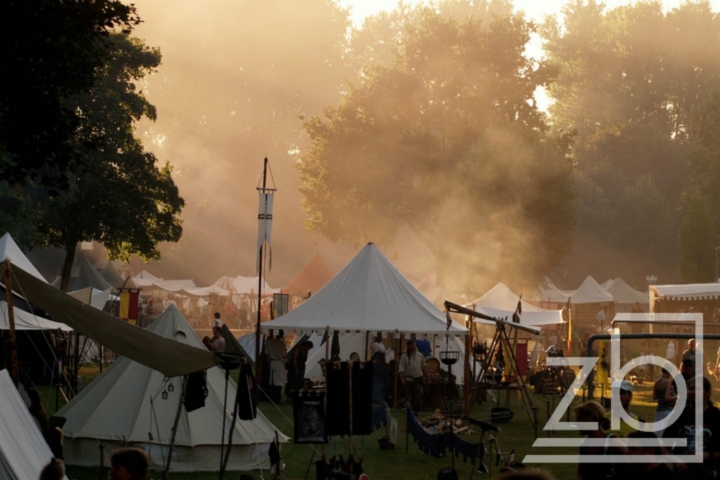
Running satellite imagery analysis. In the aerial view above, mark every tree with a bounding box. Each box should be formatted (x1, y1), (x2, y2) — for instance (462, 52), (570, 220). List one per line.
(541, 0), (720, 283)
(298, 7), (575, 292)
(679, 91), (720, 283)
(34, 33), (184, 291)
(0, 0), (140, 190)
(678, 194), (716, 283)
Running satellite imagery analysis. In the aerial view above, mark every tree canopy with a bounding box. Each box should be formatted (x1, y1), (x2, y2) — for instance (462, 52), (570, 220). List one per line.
(0, 0), (140, 190)
(298, 4), (575, 292)
(40, 33), (184, 291)
(541, 0), (720, 284)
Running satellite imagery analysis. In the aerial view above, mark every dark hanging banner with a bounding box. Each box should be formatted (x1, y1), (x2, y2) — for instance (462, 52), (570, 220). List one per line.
(325, 361), (373, 437)
(293, 392), (327, 444)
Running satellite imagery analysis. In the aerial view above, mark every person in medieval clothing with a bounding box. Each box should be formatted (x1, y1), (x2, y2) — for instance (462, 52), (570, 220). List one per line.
(266, 329), (288, 403)
(286, 341), (313, 400)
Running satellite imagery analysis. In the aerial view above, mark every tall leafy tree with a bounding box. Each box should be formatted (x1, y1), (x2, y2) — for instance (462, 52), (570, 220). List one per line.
(541, 0), (720, 283)
(298, 6), (575, 292)
(0, 0), (140, 190)
(680, 91), (720, 282)
(36, 34), (184, 291)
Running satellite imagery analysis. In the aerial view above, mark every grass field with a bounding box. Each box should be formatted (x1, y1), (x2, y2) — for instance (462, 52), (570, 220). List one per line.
(34, 342), (720, 480)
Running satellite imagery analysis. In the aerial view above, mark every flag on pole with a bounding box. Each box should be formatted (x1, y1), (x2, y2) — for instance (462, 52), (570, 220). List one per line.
(257, 191), (274, 272)
(512, 294), (522, 324)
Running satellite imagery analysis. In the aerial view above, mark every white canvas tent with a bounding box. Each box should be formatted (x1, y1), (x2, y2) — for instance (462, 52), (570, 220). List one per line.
(0, 301), (72, 331)
(604, 278), (648, 311)
(572, 276), (615, 304)
(0, 369), (67, 480)
(650, 283), (720, 312)
(56, 306), (286, 472)
(304, 332), (367, 381)
(472, 283), (564, 327)
(0, 233), (46, 283)
(261, 243), (467, 336)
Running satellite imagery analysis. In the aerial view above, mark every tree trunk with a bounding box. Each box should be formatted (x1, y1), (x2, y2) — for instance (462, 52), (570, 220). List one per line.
(60, 244), (77, 293)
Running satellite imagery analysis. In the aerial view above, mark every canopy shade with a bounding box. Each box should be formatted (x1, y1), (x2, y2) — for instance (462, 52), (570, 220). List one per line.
(50, 252), (113, 291)
(261, 243), (467, 335)
(0, 301), (72, 331)
(472, 282), (564, 326)
(3, 262), (219, 377)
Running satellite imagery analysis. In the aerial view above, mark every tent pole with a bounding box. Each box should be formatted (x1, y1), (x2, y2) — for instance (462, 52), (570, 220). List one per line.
(255, 245), (263, 381)
(3, 260), (19, 386)
(464, 320), (471, 405)
(395, 333), (403, 410)
(163, 374), (188, 480)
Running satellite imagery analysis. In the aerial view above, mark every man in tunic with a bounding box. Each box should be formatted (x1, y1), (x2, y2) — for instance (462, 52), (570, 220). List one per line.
(266, 329), (288, 403)
(398, 340), (428, 412)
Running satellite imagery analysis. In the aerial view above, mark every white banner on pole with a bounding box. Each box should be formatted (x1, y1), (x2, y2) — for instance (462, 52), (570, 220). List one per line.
(257, 191), (274, 272)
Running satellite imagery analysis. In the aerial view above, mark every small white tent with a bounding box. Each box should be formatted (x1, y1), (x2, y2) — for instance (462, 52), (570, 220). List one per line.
(0, 369), (66, 480)
(56, 306), (286, 472)
(472, 283), (564, 327)
(572, 276), (615, 304)
(604, 278), (648, 312)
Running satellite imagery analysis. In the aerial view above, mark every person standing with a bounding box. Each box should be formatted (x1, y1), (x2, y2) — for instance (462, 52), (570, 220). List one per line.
(213, 311), (223, 328)
(398, 340), (428, 412)
(622, 431), (677, 479)
(574, 401), (626, 480)
(266, 330), (288, 403)
(286, 341), (312, 400)
(371, 333), (386, 356)
(665, 376), (720, 478)
(682, 339), (697, 367)
(208, 326), (225, 353)
(653, 365), (677, 438)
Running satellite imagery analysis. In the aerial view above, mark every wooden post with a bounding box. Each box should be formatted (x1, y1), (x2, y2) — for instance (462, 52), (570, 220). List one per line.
(163, 375), (189, 479)
(464, 319), (471, 405)
(394, 333), (403, 409)
(3, 260), (19, 386)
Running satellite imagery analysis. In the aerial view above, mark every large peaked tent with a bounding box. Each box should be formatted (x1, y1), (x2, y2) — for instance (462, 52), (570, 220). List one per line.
(0, 369), (66, 480)
(261, 243), (467, 335)
(56, 306), (286, 472)
(572, 276), (615, 304)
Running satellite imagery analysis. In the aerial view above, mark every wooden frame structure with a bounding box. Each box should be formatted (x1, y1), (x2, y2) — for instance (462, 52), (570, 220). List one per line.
(444, 301), (538, 437)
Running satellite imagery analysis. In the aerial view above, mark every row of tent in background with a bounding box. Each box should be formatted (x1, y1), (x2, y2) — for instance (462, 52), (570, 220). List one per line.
(5, 232), (720, 327)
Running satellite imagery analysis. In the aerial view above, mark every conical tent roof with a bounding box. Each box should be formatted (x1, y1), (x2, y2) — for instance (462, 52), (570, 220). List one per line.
(283, 252), (334, 296)
(100, 261), (137, 289)
(473, 283), (545, 312)
(604, 278), (647, 305)
(261, 243), (467, 335)
(56, 306), (286, 471)
(0, 233), (46, 283)
(572, 276), (614, 304)
(51, 252), (113, 291)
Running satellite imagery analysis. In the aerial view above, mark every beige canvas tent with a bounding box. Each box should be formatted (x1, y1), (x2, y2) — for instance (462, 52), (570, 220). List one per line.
(56, 306), (286, 472)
